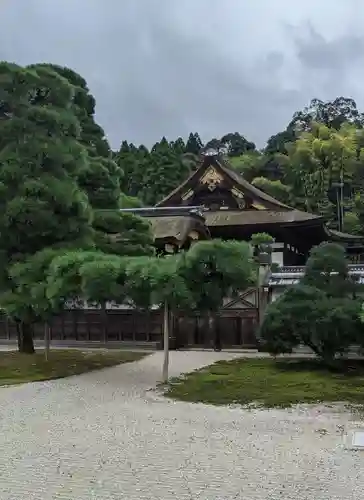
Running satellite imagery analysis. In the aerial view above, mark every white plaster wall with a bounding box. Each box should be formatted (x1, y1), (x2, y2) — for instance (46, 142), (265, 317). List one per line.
(272, 251), (283, 266)
(271, 242), (284, 267)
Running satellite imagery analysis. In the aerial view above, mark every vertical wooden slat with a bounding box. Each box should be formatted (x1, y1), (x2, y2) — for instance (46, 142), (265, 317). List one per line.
(132, 313), (136, 342)
(61, 313), (65, 340)
(73, 309), (78, 340)
(236, 317), (242, 346)
(5, 316), (10, 340)
(87, 312), (91, 341)
(146, 311), (151, 342)
(102, 305), (108, 343)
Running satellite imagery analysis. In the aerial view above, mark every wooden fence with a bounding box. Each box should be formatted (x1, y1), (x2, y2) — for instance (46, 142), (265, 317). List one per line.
(0, 308), (258, 348)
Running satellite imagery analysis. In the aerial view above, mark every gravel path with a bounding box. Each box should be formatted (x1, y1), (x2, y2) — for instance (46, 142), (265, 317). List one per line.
(0, 350), (363, 500)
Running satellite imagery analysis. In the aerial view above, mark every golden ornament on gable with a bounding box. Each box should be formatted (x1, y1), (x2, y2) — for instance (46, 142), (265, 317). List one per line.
(199, 166), (223, 191)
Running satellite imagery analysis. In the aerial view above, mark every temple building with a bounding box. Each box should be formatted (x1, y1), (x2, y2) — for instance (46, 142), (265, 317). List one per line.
(117, 151), (364, 348)
(128, 152), (364, 266)
(2, 152), (361, 349)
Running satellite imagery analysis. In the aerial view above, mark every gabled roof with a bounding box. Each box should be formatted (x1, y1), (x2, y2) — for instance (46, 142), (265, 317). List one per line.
(156, 154), (291, 210)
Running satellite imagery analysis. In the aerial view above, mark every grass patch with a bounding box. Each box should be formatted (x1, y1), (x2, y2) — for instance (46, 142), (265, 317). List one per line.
(0, 349), (148, 386)
(165, 358), (364, 408)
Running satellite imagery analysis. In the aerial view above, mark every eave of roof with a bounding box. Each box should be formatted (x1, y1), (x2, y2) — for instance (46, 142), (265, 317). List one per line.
(204, 209), (321, 227)
(325, 227), (364, 242)
(145, 214), (210, 243)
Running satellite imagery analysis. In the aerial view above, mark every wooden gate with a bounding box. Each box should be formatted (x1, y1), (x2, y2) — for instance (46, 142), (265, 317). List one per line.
(175, 288), (258, 348)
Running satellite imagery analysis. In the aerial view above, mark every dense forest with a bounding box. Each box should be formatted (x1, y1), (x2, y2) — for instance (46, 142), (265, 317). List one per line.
(114, 97), (364, 236)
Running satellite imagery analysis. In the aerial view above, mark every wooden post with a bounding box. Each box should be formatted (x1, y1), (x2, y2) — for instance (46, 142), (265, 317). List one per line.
(162, 300), (169, 383)
(44, 323), (50, 361)
(257, 245), (272, 328)
(101, 302), (107, 344)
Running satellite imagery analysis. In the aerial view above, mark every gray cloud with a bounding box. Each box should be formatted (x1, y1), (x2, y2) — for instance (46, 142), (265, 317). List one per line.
(0, 0), (364, 149)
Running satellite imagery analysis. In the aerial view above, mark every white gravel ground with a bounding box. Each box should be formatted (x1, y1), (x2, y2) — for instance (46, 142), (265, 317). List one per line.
(0, 350), (363, 500)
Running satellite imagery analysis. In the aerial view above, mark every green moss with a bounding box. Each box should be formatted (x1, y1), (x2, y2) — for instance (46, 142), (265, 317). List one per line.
(165, 358), (364, 408)
(0, 349), (147, 386)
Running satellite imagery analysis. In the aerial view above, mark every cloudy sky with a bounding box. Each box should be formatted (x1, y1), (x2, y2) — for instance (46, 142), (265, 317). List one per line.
(1, 0), (364, 149)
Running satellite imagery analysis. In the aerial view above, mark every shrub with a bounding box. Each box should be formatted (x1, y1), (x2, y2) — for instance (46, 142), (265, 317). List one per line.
(260, 284), (362, 363)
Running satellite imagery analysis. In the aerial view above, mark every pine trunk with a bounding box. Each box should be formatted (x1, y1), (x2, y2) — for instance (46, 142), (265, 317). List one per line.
(17, 322), (35, 354)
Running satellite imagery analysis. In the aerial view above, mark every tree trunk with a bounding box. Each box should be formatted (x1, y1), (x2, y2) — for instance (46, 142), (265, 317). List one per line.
(16, 320), (21, 351)
(208, 312), (221, 351)
(44, 323), (50, 361)
(162, 301), (169, 383)
(18, 322), (35, 354)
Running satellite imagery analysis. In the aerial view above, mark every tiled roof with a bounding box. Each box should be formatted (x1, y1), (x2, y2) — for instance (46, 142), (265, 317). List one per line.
(268, 265), (364, 286)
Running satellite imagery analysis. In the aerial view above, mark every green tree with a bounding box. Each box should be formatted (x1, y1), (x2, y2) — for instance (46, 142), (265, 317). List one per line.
(220, 132), (255, 157)
(264, 128), (296, 155)
(125, 255), (193, 381)
(0, 62), (94, 352)
(141, 138), (190, 205)
(93, 210), (154, 257)
(229, 151), (264, 182)
(290, 97), (364, 133)
(285, 122), (362, 220)
(44, 66), (155, 254)
(302, 242), (356, 298)
(33, 64), (111, 157)
(185, 132), (203, 155)
(260, 284), (361, 363)
(178, 240), (254, 349)
(251, 177), (291, 205)
(261, 241), (361, 363)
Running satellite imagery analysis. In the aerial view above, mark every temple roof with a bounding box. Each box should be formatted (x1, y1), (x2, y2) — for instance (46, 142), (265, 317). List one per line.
(118, 207), (210, 247)
(157, 153), (292, 210)
(145, 214), (209, 245)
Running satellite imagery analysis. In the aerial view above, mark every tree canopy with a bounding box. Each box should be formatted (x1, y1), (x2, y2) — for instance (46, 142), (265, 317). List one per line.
(260, 242), (362, 363)
(0, 62), (154, 352)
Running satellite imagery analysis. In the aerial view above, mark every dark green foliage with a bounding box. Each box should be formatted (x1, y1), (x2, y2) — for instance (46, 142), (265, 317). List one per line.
(92, 210), (154, 257)
(220, 132), (255, 157)
(125, 255), (193, 311)
(0, 63), (94, 263)
(302, 242), (356, 297)
(185, 132), (203, 155)
(260, 285), (362, 361)
(34, 63), (110, 157)
(116, 136), (192, 205)
(179, 239), (254, 313)
(142, 138), (191, 205)
(0, 62), (154, 352)
(260, 242), (363, 363)
(290, 97), (364, 132)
